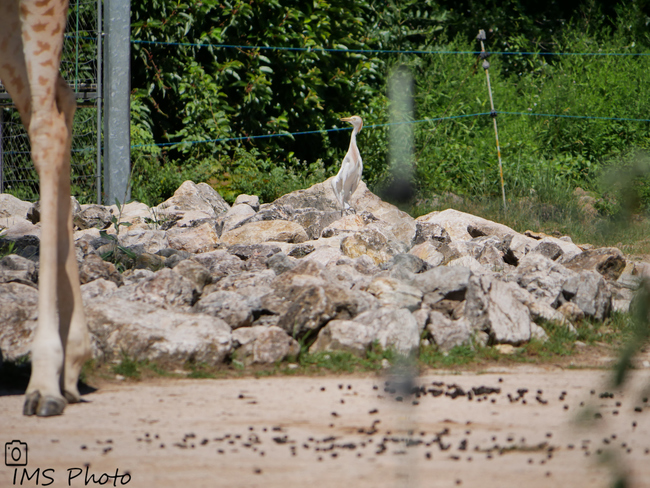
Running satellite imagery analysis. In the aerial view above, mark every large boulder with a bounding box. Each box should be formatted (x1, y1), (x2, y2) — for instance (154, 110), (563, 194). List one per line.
(553, 271), (612, 320)
(514, 253), (577, 306)
(311, 307), (419, 356)
(86, 297), (232, 365)
(465, 274), (533, 345)
(220, 220), (309, 246)
(193, 291), (254, 329)
(232, 326), (300, 365)
(152, 180), (230, 220)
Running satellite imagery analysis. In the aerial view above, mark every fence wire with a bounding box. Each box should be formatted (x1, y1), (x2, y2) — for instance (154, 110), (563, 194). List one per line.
(0, 0), (101, 203)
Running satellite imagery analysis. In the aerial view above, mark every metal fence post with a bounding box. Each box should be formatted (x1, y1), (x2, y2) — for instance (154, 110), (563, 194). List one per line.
(104, 0), (131, 205)
(96, 0), (103, 204)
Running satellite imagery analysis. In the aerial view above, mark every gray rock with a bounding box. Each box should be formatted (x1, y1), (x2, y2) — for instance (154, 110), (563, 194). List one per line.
(74, 205), (113, 230)
(427, 311), (473, 352)
(80, 278), (118, 302)
(353, 308), (420, 355)
(119, 229), (169, 255)
(465, 274), (532, 345)
(134, 252), (166, 272)
(340, 226), (403, 265)
(412, 221), (451, 246)
(233, 326), (300, 365)
(290, 208), (342, 240)
(384, 253), (428, 274)
(413, 266), (471, 302)
(514, 253), (576, 306)
(113, 268), (197, 308)
(79, 253), (124, 286)
(216, 203), (256, 236)
(234, 194), (260, 211)
(172, 259), (211, 293)
(309, 320), (378, 356)
(563, 247), (626, 281)
(193, 291), (254, 329)
(0, 283), (38, 361)
(0, 254), (37, 284)
(192, 250), (244, 279)
(530, 240), (563, 261)
(367, 276), (422, 312)
(86, 297), (232, 365)
(554, 271), (612, 320)
(0, 193), (31, 219)
(267, 252), (296, 275)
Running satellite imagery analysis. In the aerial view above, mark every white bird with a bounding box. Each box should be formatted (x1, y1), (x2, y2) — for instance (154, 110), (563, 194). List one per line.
(332, 115), (364, 216)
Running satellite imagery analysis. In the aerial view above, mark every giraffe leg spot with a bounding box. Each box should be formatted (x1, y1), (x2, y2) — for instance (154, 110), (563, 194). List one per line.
(23, 391), (66, 417)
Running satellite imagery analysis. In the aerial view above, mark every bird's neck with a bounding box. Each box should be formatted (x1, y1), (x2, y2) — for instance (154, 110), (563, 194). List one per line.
(349, 127), (360, 153)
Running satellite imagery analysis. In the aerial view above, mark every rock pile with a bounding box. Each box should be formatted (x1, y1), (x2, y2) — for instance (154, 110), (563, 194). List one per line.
(0, 178), (643, 367)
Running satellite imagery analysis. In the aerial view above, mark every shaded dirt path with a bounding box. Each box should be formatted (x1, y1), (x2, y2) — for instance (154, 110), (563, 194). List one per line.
(1, 366), (650, 488)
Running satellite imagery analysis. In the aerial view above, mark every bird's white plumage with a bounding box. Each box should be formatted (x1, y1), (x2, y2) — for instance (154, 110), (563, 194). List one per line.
(332, 115), (363, 214)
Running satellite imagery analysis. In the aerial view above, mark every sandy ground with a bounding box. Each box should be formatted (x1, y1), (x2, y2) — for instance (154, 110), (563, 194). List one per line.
(1, 366), (650, 488)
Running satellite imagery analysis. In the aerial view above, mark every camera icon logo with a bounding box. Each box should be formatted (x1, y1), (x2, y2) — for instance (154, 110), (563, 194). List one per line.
(5, 440), (28, 466)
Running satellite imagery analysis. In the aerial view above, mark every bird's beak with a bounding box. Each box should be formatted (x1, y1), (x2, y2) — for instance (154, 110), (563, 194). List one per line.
(340, 117), (353, 122)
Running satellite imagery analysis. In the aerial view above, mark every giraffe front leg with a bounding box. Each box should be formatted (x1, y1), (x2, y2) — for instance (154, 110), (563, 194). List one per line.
(24, 108), (72, 417)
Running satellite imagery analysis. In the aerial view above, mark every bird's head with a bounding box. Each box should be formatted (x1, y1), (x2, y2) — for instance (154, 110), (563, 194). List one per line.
(341, 115), (363, 132)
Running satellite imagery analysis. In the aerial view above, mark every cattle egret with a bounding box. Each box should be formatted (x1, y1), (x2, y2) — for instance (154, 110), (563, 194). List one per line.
(332, 115), (364, 215)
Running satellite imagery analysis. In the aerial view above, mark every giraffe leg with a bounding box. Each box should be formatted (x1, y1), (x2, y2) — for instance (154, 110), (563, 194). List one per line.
(55, 74), (91, 403)
(16, 0), (87, 416)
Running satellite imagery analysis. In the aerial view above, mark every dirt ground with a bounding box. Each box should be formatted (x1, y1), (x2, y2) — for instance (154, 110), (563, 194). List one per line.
(1, 364), (650, 488)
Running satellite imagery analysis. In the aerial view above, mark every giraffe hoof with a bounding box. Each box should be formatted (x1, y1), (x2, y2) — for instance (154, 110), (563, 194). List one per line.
(23, 391), (66, 417)
(63, 389), (81, 404)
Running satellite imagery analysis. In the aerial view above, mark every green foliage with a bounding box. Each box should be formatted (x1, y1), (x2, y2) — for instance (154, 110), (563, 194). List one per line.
(112, 353), (141, 379)
(125, 1), (650, 210)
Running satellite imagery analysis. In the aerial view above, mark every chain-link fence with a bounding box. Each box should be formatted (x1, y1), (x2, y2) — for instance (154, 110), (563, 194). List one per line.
(0, 0), (102, 204)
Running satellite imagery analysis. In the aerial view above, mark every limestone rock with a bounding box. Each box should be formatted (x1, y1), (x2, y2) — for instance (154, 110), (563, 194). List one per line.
(166, 222), (219, 253)
(193, 291), (254, 329)
(80, 278), (118, 302)
(465, 274), (532, 345)
(221, 220), (308, 246)
(234, 194), (260, 211)
(79, 253), (124, 286)
(119, 229), (169, 254)
(172, 259), (212, 293)
(563, 247), (626, 281)
(216, 204), (256, 236)
(409, 241), (445, 268)
(413, 266), (471, 302)
(0, 283), (39, 361)
(74, 205), (113, 230)
(0, 193), (31, 219)
(340, 226), (402, 265)
(309, 320), (378, 356)
(514, 253), (577, 306)
(367, 276), (422, 311)
(233, 326), (300, 365)
(0, 254), (37, 284)
(353, 308), (420, 355)
(554, 271), (612, 320)
(113, 267), (197, 308)
(412, 221), (451, 246)
(427, 311), (473, 352)
(86, 297), (232, 365)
